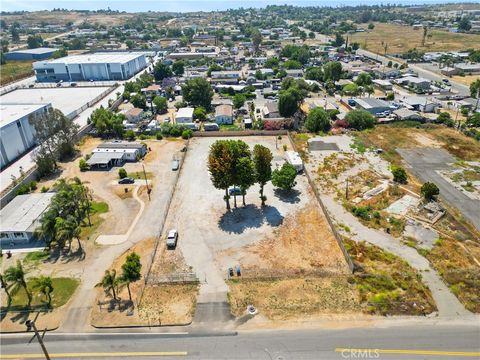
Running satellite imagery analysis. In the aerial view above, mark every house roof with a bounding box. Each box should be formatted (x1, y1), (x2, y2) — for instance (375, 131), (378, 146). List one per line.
(355, 97), (390, 109)
(0, 193), (55, 233)
(215, 104), (233, 117)
(86, 152), (125, 165)
(126, 108), (143, 117)
(176, 107), (194, 118)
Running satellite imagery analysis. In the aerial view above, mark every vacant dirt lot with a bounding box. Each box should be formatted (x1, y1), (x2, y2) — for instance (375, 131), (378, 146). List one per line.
(148, 136), (349, 316)
(351, 22), (480, 54)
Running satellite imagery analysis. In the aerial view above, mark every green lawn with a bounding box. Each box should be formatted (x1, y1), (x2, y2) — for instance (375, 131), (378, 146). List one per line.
(0, 60), (34, 86)
(3, 277), (79, 310)
(90, 201), (109, 214)
(219, 124), (243, 131)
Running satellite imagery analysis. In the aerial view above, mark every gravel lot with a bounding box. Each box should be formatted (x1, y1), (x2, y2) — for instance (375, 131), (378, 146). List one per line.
(156, 136), (347, 304)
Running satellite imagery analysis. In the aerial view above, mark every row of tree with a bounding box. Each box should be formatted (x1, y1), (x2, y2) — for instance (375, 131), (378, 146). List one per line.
(36, 177), (92, 253)
(1, 261), (54, 308)
(208, 140), (273, 209)
(96, 252), (142, 303)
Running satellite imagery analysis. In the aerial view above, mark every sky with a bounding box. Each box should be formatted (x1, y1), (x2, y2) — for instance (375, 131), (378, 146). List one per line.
(1, 0), (477, 13)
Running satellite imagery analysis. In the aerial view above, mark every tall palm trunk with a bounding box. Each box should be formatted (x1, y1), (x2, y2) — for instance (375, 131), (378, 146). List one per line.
(111, 285), (117, 301)
(76, 237), (82, 252)
(260, 184), (265, 206)
(23, 281), (32, 307)
(233, 185), (237, 208)
(47, 291), (52, 307)
(0, 275), (12, 306)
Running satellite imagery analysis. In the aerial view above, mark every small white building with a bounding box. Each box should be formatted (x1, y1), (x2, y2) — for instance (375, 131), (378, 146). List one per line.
(0, 193), (55, 247)
(176, 107), (194, 124)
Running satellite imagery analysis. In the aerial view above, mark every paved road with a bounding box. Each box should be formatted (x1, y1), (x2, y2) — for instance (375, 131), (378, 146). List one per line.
(2, 324), (479, 359)
(398, 148), (480, 232)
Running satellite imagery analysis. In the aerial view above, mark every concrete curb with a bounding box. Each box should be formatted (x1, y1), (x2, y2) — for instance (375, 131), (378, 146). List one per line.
(91, 321), (192, 329)
(0, 326), (59, 334)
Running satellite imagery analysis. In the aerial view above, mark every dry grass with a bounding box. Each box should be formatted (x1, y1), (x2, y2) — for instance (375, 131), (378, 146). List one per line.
(451, 75), (480, 87)
(356, 124), (480, 165)
(228, 277), (361, 319)
(344, 239), (437, 316)
(351, 23), (480, 54)
(426, 237), (480, 313)
(220, 201), (349, 275)
(0, 60), (34, 86)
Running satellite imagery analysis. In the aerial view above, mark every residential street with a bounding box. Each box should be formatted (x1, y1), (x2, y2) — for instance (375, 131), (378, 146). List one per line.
(1, 323), (479, 359)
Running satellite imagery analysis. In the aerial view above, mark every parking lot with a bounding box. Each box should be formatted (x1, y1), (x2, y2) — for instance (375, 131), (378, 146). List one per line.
(398, 148), (480, 231)
(151, 136), (349, 305)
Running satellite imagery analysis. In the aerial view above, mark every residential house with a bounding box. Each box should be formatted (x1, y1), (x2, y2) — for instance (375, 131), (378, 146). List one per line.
(355, 98), (391, 115)
(125, 108), (144, 123)
(215, 104), (234, 125)
(176, 107), (194, 123)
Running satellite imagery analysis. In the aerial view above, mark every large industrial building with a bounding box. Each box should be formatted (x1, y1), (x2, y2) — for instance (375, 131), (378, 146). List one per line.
(0, 103), (51, 169)
(33, 52), (148, 82)
(5, 47), (58, 61)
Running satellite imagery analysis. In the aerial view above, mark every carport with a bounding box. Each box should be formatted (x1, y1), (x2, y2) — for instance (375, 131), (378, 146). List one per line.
(86, 152), (125, 170)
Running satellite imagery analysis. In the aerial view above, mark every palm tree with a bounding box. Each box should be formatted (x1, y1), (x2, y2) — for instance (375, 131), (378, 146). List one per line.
(4, 261), (31, 307)
(0, 273), (12, 306)
(33, 276), (54, 307)
(96, 270), (120, 301)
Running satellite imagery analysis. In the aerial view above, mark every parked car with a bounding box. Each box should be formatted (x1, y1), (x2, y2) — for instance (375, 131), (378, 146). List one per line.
(166, 229), (178, 249)
(171, 159), (180, 171)
(118, 177), (135, 184)
(348, 99), (356, 107)
(70, 82), (77, 87)
(229, 186), (242, 196)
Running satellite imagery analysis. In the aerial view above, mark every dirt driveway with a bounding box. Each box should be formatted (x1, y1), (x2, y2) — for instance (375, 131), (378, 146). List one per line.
(154, 136), (348, 306)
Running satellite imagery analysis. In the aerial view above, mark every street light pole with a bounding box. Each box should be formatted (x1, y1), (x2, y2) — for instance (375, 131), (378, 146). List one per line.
(26, 320), (50, 360)
(142, 164), (151, 201)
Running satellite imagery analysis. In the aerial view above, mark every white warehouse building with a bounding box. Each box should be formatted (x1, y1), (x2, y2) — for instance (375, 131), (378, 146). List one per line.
(0, 103), (51, 169)
(33, 52), (148, 82)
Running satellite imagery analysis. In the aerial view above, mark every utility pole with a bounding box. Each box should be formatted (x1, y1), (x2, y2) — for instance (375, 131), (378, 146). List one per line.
(26, 320), (50, 360)
(142, 164), (151, 201)
(345, 177), (349, 200)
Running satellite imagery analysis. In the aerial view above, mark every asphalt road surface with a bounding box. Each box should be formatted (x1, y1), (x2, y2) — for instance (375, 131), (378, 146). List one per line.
(398, 148), (480, 231)
(1, 324), (479, 359)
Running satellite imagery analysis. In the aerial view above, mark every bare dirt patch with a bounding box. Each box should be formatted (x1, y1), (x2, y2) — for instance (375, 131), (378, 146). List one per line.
(228, 277), (360, 320)
(219, 201), (349, 275)
(413, 133), (443, 148)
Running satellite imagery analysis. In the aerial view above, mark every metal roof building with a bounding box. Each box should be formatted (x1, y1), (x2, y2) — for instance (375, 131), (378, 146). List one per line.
(5, 47), (58, 61)
(0, 193), (55, 246)
(33, 52), (148, 82)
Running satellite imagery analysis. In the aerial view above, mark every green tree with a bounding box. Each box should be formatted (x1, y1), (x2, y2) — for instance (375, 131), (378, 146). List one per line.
(368, 23), (375, 30)
(283, 60), (302, 69)
(0, 274), (12, 306)
(421, 182), (439, 201)
(172, 60), (185, 76)
(27, 34), (43, 49)
(458, 17), (472, 32)
(237, 157), (256, 207)
(391, 166), (408, 184)
(305, 107), (331, 133)
(125, 130), (136, 141)
(4, 261), (31, 307)
(251, 29), (262, 53)
(153, 96), (168, 114)
(437, 112), (454, 127)
(208, 140), (236, 210)
(272, 163), (297, 191)
(253, 144), (273, 207)
(29, 108), (79, 176)
(233, 93), (246, 109)
(96, 270), (121, 301)
(355, 72), (372, 87)
(33, 276), (54, 307)
(193, 106), (207, 120)
(323, 61), (343, 82)
(345, 110), (376, 130)
(182, 78), (214, 110)
(131, 93), (147, 109)
(470, 79), (480, 100)
(121, 252), (142, 302)
(153, 62), (172, 81)
(343, 83), (360, 96)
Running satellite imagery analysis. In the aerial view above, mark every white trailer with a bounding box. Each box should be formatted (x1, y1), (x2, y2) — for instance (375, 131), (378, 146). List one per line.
(285, 151), (303, 172)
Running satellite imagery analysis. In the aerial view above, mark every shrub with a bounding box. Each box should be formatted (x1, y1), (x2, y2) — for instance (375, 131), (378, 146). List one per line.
(118, 168), (127, 179)
(139, 134), (148, 140)
(29, 181), (37, 191)
(79, 158), (88, 172)
(272, 163), (297, 190)
(391, 166), (408, 184)
(182, 129), (193, 139)
(352, 206), (370, 220)
(421, 182), (439, 201)
(40, 186), (49, 193)
(345, 110), (376, 130)
(125, 130), (136, 141)
(156, 132), (163, 140)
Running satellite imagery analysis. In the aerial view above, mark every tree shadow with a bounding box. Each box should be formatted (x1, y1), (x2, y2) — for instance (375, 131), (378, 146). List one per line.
(218, 204), (284, 234)
(218, 204), (264, 234)
(273, 188), (301, 204)
(262, 205), (284, 227)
